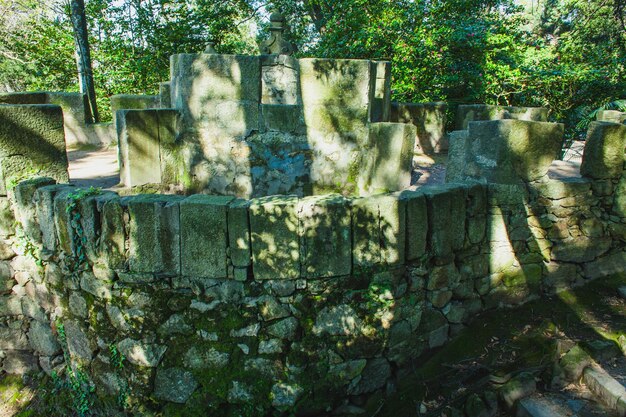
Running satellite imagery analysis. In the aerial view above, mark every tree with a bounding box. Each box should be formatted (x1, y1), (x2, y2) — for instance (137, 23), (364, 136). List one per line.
(69, 0), (99, 122)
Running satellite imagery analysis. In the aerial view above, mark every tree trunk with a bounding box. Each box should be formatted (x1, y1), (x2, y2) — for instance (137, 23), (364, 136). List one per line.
(70, 0), (99, 123)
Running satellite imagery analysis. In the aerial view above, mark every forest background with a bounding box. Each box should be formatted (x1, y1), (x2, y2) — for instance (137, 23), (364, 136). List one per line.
(1, 0), (625, 141)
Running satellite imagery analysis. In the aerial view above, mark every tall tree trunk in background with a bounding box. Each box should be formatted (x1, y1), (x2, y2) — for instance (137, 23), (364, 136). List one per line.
(70, 0), (99, 123)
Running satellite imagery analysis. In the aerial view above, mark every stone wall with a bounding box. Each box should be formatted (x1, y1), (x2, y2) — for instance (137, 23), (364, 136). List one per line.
(119, 54), (416, 198)
(0, 118), (624, 415)
(390, 101), (447, 153)
(0, 104), (69, 195)
(596, 109), (626, 124)
(454, 104), (549, 131)
(0, 92), (115, 147)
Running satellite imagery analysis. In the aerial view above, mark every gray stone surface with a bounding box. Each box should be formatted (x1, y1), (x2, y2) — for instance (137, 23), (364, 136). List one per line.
(391, 101), (447, 153)
(455, 104), (548, 130)
(462, 119), (564, 183)
(0, 105), (68, 194)
(580, 122), (626, 180)
(117, 338), (167, 367)
(360, 122), (416, 194)
(126, 194), (184, 274)
(250, 195), (300, 279)
(117, 109), (162, 187)
(28, 320), (61, 356)
(298, 194), (352, 278)
(180, 195), (233, 278)
(153, 367), (198, 403)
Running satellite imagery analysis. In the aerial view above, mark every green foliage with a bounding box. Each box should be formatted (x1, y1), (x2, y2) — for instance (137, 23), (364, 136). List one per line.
(65, 187), (101, 267)
(1, 0), (625, 136)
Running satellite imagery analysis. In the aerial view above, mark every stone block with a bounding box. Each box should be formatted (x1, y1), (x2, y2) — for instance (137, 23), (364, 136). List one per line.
(465, 119), (563, 183)
(125, 194), (184, 274)
(353, 193), (406, 269)
(170, 53), (260, 125)
(0, 197), (15, 237)
(390, 102), (447, 153)
(596, 110), (626, 124)
(261, 54), (300, 105)
(359, 122), (416, 195)
(98, 195), (126, 269)
(582, 250), (626, 280)
(614, 174), (626, 217)
(297, 194), (352, 278)
(159, 82), (171, 108)
(228, 199), (251, 268)
(117, 109), (162, 187)
(77, 190), (118, 264)
(249, 195), (300, 279)
(399, 190), (428, 261)
(445, 130), (470, 182)
(156, 109), (181, 186)
(180, 195), (233, 278)
(580, 122), (626, 180)
(0, 105), (69, 194)
(34, 184), (73, 252)
(47, 92), (91, 142)
(424, 185), (467, 259)
(260, 104), (305, 134)
(13, 177), (57, 243)
(455, 104), (548, 130)
(299, 58), (373, 108)
(0, 92), (47, 104)
(370, 61), (391, 123)
(110, 94), (159, 127)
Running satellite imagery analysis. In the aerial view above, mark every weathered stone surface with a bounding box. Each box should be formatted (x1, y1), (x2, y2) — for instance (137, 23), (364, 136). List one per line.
(400, 190), (428, 261)
(463, 119), (563, 183)
(313, 304), (362, 336)
(353, 194), (406, 269)
(551, 237), (611, 263)
(34, 184), (70, 252)
(0, 105), (69, 194)
(180, 195), (233, 278)
(499, 372), (536, 408)
(298, 194), (351, 278)
(118, 338), (166, 367)
(1, 351), (38, 374)
(348, 358), (391, 395)
(390, 101), (447, 153)
(0, 327), (29, 350)
(153, 367), (198, 403)
(271, 382), (303, 409)
(267, 317), (298, 340)
(80, 271), (112, 300)
(98, 195), (125, 269)
(228, 199), (251, 268)
(250, 195), (300, 279)
(117, 109), (162, 187)
(359, 122), (416, 194)
(64, 320), (94, 363)
(455, 104), (548, 130)
(445, 130), (470, 182)
(0, 197), (15, 237)
(28, 320), (61, 356)
(580, 122), (626, 179)
(582, 251), (626, 280)
(424, 185), (466, 259)
(183, 346), (229, 369)
(126, 194), (184, 274)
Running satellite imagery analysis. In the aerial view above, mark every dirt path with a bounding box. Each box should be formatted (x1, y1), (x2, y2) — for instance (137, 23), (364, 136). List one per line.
(67, 145), (119, 189)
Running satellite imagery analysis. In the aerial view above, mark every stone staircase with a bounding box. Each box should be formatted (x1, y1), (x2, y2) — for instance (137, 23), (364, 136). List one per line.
(506, 342), (626, 417)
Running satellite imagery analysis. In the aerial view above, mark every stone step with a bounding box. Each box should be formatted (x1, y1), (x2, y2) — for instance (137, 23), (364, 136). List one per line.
(516, 394), (575, 417)
(583, 363), (626, 416)
(516, 391), (609, 417)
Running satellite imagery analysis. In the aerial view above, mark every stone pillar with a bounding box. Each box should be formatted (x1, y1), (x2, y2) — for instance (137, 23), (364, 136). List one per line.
(0, 104), (69, 195)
